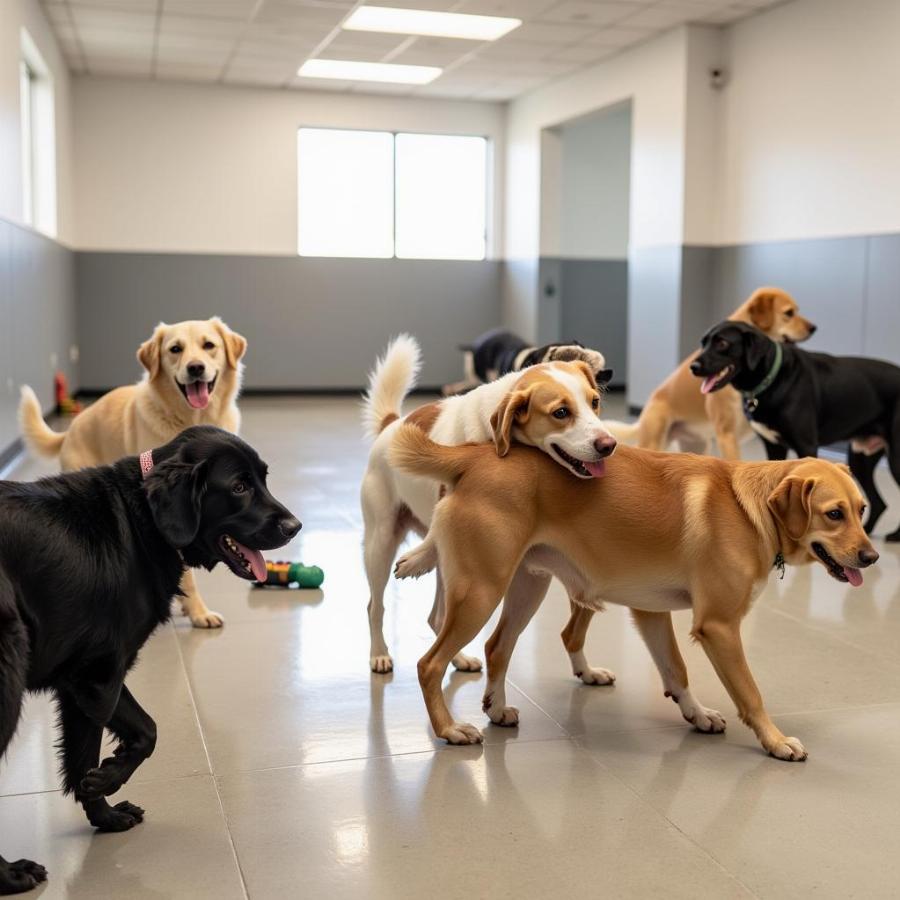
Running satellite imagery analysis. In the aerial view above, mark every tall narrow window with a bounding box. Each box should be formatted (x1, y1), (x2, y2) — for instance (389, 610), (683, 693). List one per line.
(20, 30), (56, 237)
(297, 128), (488, 260)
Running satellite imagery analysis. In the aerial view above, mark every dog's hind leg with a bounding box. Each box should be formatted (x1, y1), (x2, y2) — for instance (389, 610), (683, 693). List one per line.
(430, 573), (482, 673)
(56, 691), (145, 832)
(483, 565), (551, 726)
(848, 448), (887, 535)
(78, 686), (157, 801)
(560, 603), (616, 685)
(0, 581), (46, 895)
(632, 610), (725, 733)
(179, 569), (223, 628)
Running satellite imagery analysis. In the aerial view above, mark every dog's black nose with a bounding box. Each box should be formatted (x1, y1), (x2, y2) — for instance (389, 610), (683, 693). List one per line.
(858, 548), (879, 567)
(594, 436), (616, 458)
(807, 324), (817, 335)
(279, 516), (302, 539)
(689, 360), (703, 376)
(187, 361), (206, 379)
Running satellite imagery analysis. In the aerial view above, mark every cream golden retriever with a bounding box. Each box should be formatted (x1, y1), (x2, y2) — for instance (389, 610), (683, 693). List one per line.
(18, 317), (247, 627)
(392, 427), (878, 760)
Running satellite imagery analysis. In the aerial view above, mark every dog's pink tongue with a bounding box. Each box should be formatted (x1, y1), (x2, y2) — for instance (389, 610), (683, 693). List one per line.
(700, 375), (717, 395)
(234, 540), (267, 581)
(186, 381), (210, 409)
(843, 566), (863, 587)
(584, 460), (607, 478)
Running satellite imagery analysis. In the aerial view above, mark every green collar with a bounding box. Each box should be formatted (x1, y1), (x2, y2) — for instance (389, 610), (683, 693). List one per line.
(742, 342), (783, 412)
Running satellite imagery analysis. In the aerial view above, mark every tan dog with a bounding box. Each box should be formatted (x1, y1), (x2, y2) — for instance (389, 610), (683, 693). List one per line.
(18, 317), (247, 627)
(362, 334), (615, 674)
(391, 429), (878, 760)
(608, 287), (815, 459)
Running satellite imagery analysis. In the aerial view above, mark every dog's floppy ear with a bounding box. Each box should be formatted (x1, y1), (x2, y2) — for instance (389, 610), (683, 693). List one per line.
(213, 317), (247, 369)
(767, 475), (816, 542)
(145, 457), (208, 548)
(596, 368), (614, 386)
(743, 328), (770, 371)
(137, 324), (166, 380)
(490, 387), (533, 457)
(747, 289), (776, 333)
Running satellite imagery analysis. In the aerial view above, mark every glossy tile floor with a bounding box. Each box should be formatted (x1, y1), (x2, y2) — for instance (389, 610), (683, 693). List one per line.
(2, 395), (900, 898)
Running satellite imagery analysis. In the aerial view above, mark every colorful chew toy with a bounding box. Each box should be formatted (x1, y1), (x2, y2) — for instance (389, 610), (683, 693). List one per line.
(254, 560), (324, 589)
(55, 372), (82, 417)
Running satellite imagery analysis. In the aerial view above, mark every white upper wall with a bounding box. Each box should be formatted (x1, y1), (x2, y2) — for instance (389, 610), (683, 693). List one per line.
(717, 0), (900, 245)
(0, 0), (74, 242)
(73, 77), (505, 256)
(557, 103), (631, 260)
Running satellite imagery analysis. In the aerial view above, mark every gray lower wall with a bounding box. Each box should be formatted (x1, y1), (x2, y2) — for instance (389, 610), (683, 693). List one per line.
(0, 217), (78, 459)
(75, 253), (502, 390)
(537, 256), (628, 387)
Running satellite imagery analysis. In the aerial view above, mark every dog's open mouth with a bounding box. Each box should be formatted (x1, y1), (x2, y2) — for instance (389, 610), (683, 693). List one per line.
(219, 534), (267, 581)
(700, 365), (735, 395)
(551, 444), (607, 479)
(812, 541), (863, 587)
(177, 376), (217, 410)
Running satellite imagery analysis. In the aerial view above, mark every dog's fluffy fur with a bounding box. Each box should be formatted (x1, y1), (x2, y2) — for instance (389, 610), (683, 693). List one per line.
(390, 427), (878, 759)
(361, 335), (616, 675)
(18, 317), (247, 628)
(693, 320), (900, 540)
(606, 288), (814, 459)
(0, 427), (299, 895)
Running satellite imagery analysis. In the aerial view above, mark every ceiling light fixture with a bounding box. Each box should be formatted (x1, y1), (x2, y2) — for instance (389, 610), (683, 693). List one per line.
(343, 6), (521, 41)
(298, 58), (442, 84)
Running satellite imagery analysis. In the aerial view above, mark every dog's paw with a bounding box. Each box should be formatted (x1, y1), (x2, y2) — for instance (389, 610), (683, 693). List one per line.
(394, 553), (436, 580)
(441, 723), (484, 745)
(767, 736), (808, 761)
(80, 762), (124, 799)
(370, 654), (394, 674)
(90, 800), (145, 832)
(576, 666), (616, 686)
(0, 858), (48, 894)
(685, 706), (727, 734)
(489, 706), (519, 727)
(190, 609), (224, 628)
(451, 652), (483, 673)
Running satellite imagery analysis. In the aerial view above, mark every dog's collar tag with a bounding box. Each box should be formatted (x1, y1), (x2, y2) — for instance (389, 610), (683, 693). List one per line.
(741, 342), (783, 417)
(773, 552), (786, 579)
(139, 450), (154, 479)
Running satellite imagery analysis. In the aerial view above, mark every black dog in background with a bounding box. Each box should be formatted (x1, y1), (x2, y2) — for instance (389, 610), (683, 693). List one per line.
(442, 327), (612, 396)
(692, 320), (900, 539)
(0, 426), (300, 894)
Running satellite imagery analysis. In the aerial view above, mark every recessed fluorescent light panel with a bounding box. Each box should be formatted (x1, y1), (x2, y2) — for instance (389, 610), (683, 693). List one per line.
(298, 59), (442, 84)
(343, 6), (521, 41)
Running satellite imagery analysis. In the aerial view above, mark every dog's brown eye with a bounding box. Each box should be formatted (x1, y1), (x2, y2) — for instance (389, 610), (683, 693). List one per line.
(591, 397), (600, 410)
(170, 345), (183, 354)
(203, 341), (215, 350)
(826, 509), (843, 521)
(715, 338), (728, 351)
(233, 481), (247, 495)
(553, 407), (570, 420)
(785, 309), (795, 318)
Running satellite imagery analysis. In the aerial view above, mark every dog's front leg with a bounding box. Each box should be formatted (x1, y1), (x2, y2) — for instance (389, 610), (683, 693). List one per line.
(78, 685), (157, 802)
(179, 568), (223, 628)
(631, 610), (724, 733)
(57, 691), (145, 832)
(691, 612), (806, 761)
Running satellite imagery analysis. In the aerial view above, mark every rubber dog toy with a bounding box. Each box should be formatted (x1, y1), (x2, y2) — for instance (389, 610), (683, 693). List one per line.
(254, 560), (324, 589)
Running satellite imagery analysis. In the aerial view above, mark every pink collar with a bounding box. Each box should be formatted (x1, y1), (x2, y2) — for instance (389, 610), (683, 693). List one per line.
(139, 450), (154, 479)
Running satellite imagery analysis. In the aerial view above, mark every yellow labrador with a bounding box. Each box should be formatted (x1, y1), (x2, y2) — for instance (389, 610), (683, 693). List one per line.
(19, 317), (247, 627)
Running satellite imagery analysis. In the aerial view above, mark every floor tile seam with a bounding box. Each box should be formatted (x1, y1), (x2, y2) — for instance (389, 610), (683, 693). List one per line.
(171, 624), (250, 900)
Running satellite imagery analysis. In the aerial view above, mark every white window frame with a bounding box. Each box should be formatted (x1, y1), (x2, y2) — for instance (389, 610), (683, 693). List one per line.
(297, 126), (490, 261)
(20, 29), (57, 238)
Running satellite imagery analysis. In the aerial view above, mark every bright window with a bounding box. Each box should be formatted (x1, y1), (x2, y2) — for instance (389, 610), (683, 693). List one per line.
(19, 29), (56, 237)
(297, 128), (488, 260)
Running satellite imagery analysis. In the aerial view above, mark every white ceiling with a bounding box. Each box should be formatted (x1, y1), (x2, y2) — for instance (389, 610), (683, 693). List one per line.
(42, 0), (784, 101)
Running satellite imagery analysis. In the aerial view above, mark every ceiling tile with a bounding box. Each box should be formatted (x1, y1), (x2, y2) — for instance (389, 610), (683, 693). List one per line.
(538, 1), (639, 27)
(88, 56), (154, 76)
(349, 81), (416, 95)
(543, 42), (618, 62)
(324, 31), (411, 53)
(619, 3), (707, 27)
(458, 0), (557, 16)
(66, 0), (157, 8)
(700, 6), (750, 23)
(475, 39), (556, 59)
(384, 45), (473, 67)
(289, 77), (353, 91)
(161, 0), (257, 19)
(254, 2), (347, 30)
(582, 24), (654, 45)
(70, 6), (157, 32)
(223, 62), (296, 86)
(155, 61), (222, 82)
(158, 15), (245, 39)
(365, 0), (460, 10)
(501, 21), (592, 43)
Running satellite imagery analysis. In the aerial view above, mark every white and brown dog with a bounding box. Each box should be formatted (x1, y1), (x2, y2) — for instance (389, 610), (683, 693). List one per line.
(361, 334), (616, 674)
(19, 317), (247, 627)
